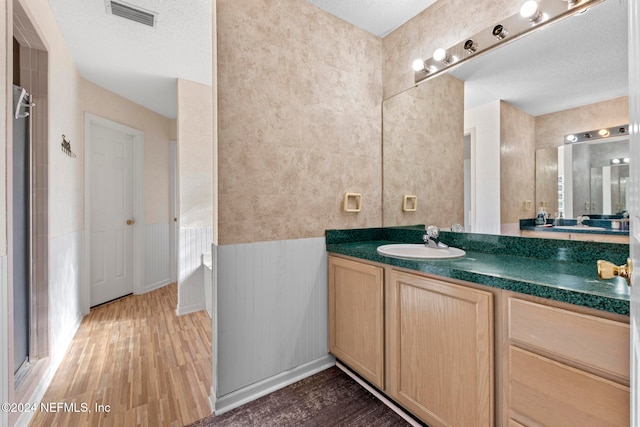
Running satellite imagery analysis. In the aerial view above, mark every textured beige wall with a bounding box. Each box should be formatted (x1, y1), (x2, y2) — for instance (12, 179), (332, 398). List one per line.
(383, 74), (464, 227)
(500, 101), (535, 228)
(534, 96), (629, 213)
(382, 0), (519, 99)
(535, 96), (629, 150)
(217, 0), (382, 245)
(178, 79), (213, 228)
(535, 147), (559, 219)
(80, 78), (172, 225)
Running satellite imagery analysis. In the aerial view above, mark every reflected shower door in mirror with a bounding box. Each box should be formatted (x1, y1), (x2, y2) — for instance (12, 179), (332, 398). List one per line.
(381, 0), (628, 236)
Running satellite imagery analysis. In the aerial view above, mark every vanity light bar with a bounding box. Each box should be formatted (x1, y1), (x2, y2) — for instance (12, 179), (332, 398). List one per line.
(610, 157), (630, 165)
(564, 124), (629, 144)
(413, 0), (604, 83)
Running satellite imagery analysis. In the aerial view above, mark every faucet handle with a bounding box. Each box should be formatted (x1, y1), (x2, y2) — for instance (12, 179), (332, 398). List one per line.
(426, 225), (440, 239)
(451, 224), (464, 232)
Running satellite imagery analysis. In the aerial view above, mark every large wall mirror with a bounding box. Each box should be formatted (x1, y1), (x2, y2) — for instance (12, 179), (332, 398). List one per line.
(382, 0), (628, 235)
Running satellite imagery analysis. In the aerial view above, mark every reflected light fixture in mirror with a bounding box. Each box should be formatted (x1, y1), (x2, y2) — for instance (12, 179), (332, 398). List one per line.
(412, 0), (604, 84)
(611, 157), (630, 165)
(565, 124), (629, 144)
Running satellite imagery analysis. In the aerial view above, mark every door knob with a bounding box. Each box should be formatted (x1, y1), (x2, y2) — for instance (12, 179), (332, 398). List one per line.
(126, 219), (135, 225)
(597, 258), (632, 287)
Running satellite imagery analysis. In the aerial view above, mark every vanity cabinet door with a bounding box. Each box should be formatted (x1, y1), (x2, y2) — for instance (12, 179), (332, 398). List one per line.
(387, 270), (494, 427)
(328, 256), (384, 389)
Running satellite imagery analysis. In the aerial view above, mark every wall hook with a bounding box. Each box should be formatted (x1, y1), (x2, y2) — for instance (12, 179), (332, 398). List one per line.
(61, 134), (76, 158)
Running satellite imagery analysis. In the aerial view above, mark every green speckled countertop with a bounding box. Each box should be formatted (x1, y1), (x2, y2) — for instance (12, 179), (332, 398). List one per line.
(326, 226), (630, 316)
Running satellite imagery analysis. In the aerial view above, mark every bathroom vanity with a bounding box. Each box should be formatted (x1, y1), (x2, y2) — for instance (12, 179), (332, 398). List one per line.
(327, 227), (630, 427)
(519, 218), (630, 244)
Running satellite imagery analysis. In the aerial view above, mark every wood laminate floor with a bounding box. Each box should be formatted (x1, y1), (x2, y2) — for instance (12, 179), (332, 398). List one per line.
(29, 283), (213, 427)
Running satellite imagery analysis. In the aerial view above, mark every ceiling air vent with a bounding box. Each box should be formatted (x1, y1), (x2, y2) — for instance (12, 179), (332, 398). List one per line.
(105, 0), (157, 28)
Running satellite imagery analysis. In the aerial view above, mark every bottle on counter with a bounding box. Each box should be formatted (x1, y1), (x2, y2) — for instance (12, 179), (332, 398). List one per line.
(535, 207), (547, 226)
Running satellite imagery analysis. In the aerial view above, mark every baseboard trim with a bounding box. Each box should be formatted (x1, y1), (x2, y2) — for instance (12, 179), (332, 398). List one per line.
(214, 354), (336, 415)
(335, 361), (422, 427)
(176, 302), (206, 316)
(144, 279), (172, 293)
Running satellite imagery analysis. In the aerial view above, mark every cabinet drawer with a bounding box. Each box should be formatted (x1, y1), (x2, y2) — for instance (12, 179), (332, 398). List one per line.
(509, 346), (629, 427)
(507, 297), (629, 380)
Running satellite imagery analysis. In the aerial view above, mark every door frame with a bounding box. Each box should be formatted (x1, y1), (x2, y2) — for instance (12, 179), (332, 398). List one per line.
(169, 140), (178, 283)
(82, 113), (145, 314)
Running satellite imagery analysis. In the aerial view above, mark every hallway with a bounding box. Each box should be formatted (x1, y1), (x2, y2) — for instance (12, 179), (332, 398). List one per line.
(29, 284), (212, 426)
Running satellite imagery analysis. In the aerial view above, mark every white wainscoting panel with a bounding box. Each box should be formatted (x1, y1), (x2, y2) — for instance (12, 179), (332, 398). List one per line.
(0, 256), (8, 427)
(49, 232), (84, 364)
(215, 237), (331, 408)
(144, 223), (171, 291)
(178, 227), (213, 315)
(14, 234), (84, 427)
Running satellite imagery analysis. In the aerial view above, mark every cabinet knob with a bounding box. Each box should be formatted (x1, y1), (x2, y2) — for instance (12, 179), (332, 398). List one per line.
(126, 219), (135, 225)
(597, 258), (632, 287)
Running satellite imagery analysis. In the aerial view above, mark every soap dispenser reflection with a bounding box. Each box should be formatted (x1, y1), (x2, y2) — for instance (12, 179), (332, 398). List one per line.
(535, 206), (547, 226)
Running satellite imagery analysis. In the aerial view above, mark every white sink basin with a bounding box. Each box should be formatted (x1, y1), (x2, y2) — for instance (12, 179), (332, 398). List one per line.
(377, 244), (466, 260)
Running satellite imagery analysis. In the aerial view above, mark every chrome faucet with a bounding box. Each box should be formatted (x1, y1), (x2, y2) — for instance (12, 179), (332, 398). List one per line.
(423, 225), (449, 249)
(577, 215), (590, 227)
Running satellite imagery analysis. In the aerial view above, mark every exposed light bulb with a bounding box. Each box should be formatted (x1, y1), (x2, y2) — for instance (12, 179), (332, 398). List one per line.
(612, 158), (621, 164)
(598, 129), (610, 137)
(624, 158), (630, 163)
(566, 135), (577, 143)
(412, 58), (425, 72)
(520, 1), (543, 23)
(433, 48), (447, 62)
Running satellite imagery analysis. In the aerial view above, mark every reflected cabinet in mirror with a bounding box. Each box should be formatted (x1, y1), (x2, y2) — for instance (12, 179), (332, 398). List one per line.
(381, 0), (628, 238)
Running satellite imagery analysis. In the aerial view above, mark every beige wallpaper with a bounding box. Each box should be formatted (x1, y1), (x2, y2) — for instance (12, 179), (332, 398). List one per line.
(383, 74), (464, 227)
(535, 147), (559, 220)
(177, 79), (213, 228)
(535, 96), (629, 150)
(80, 79), (173, 225)
(500, 101), (535, 227)
(217, 0), (382, 245)
(382, 0), (519, 99)
(534, 96), (629, 213)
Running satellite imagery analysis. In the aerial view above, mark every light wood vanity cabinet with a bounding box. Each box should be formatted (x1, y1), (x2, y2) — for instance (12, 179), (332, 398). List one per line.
(520, 229), (629, 243)
(328, 256), (385, 388)
(328, 255), (630, 426)
(387, 270), (494, 427)
(504, 295), (630, 426)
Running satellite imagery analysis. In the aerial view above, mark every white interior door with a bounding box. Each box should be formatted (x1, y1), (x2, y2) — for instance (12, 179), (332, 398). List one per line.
(90, 123), (134, 306)
(629, 0), (640, 422)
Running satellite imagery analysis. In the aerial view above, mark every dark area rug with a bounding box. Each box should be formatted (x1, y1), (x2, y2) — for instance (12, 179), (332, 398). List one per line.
(185, 366), (413, 426)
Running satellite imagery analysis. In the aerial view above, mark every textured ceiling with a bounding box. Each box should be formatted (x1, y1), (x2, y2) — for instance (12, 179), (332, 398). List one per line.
(49, 0), (212, 119)
(48, 0), (626, 120)
(306, 0), (436, 37)
(449, 0), (627, 117)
